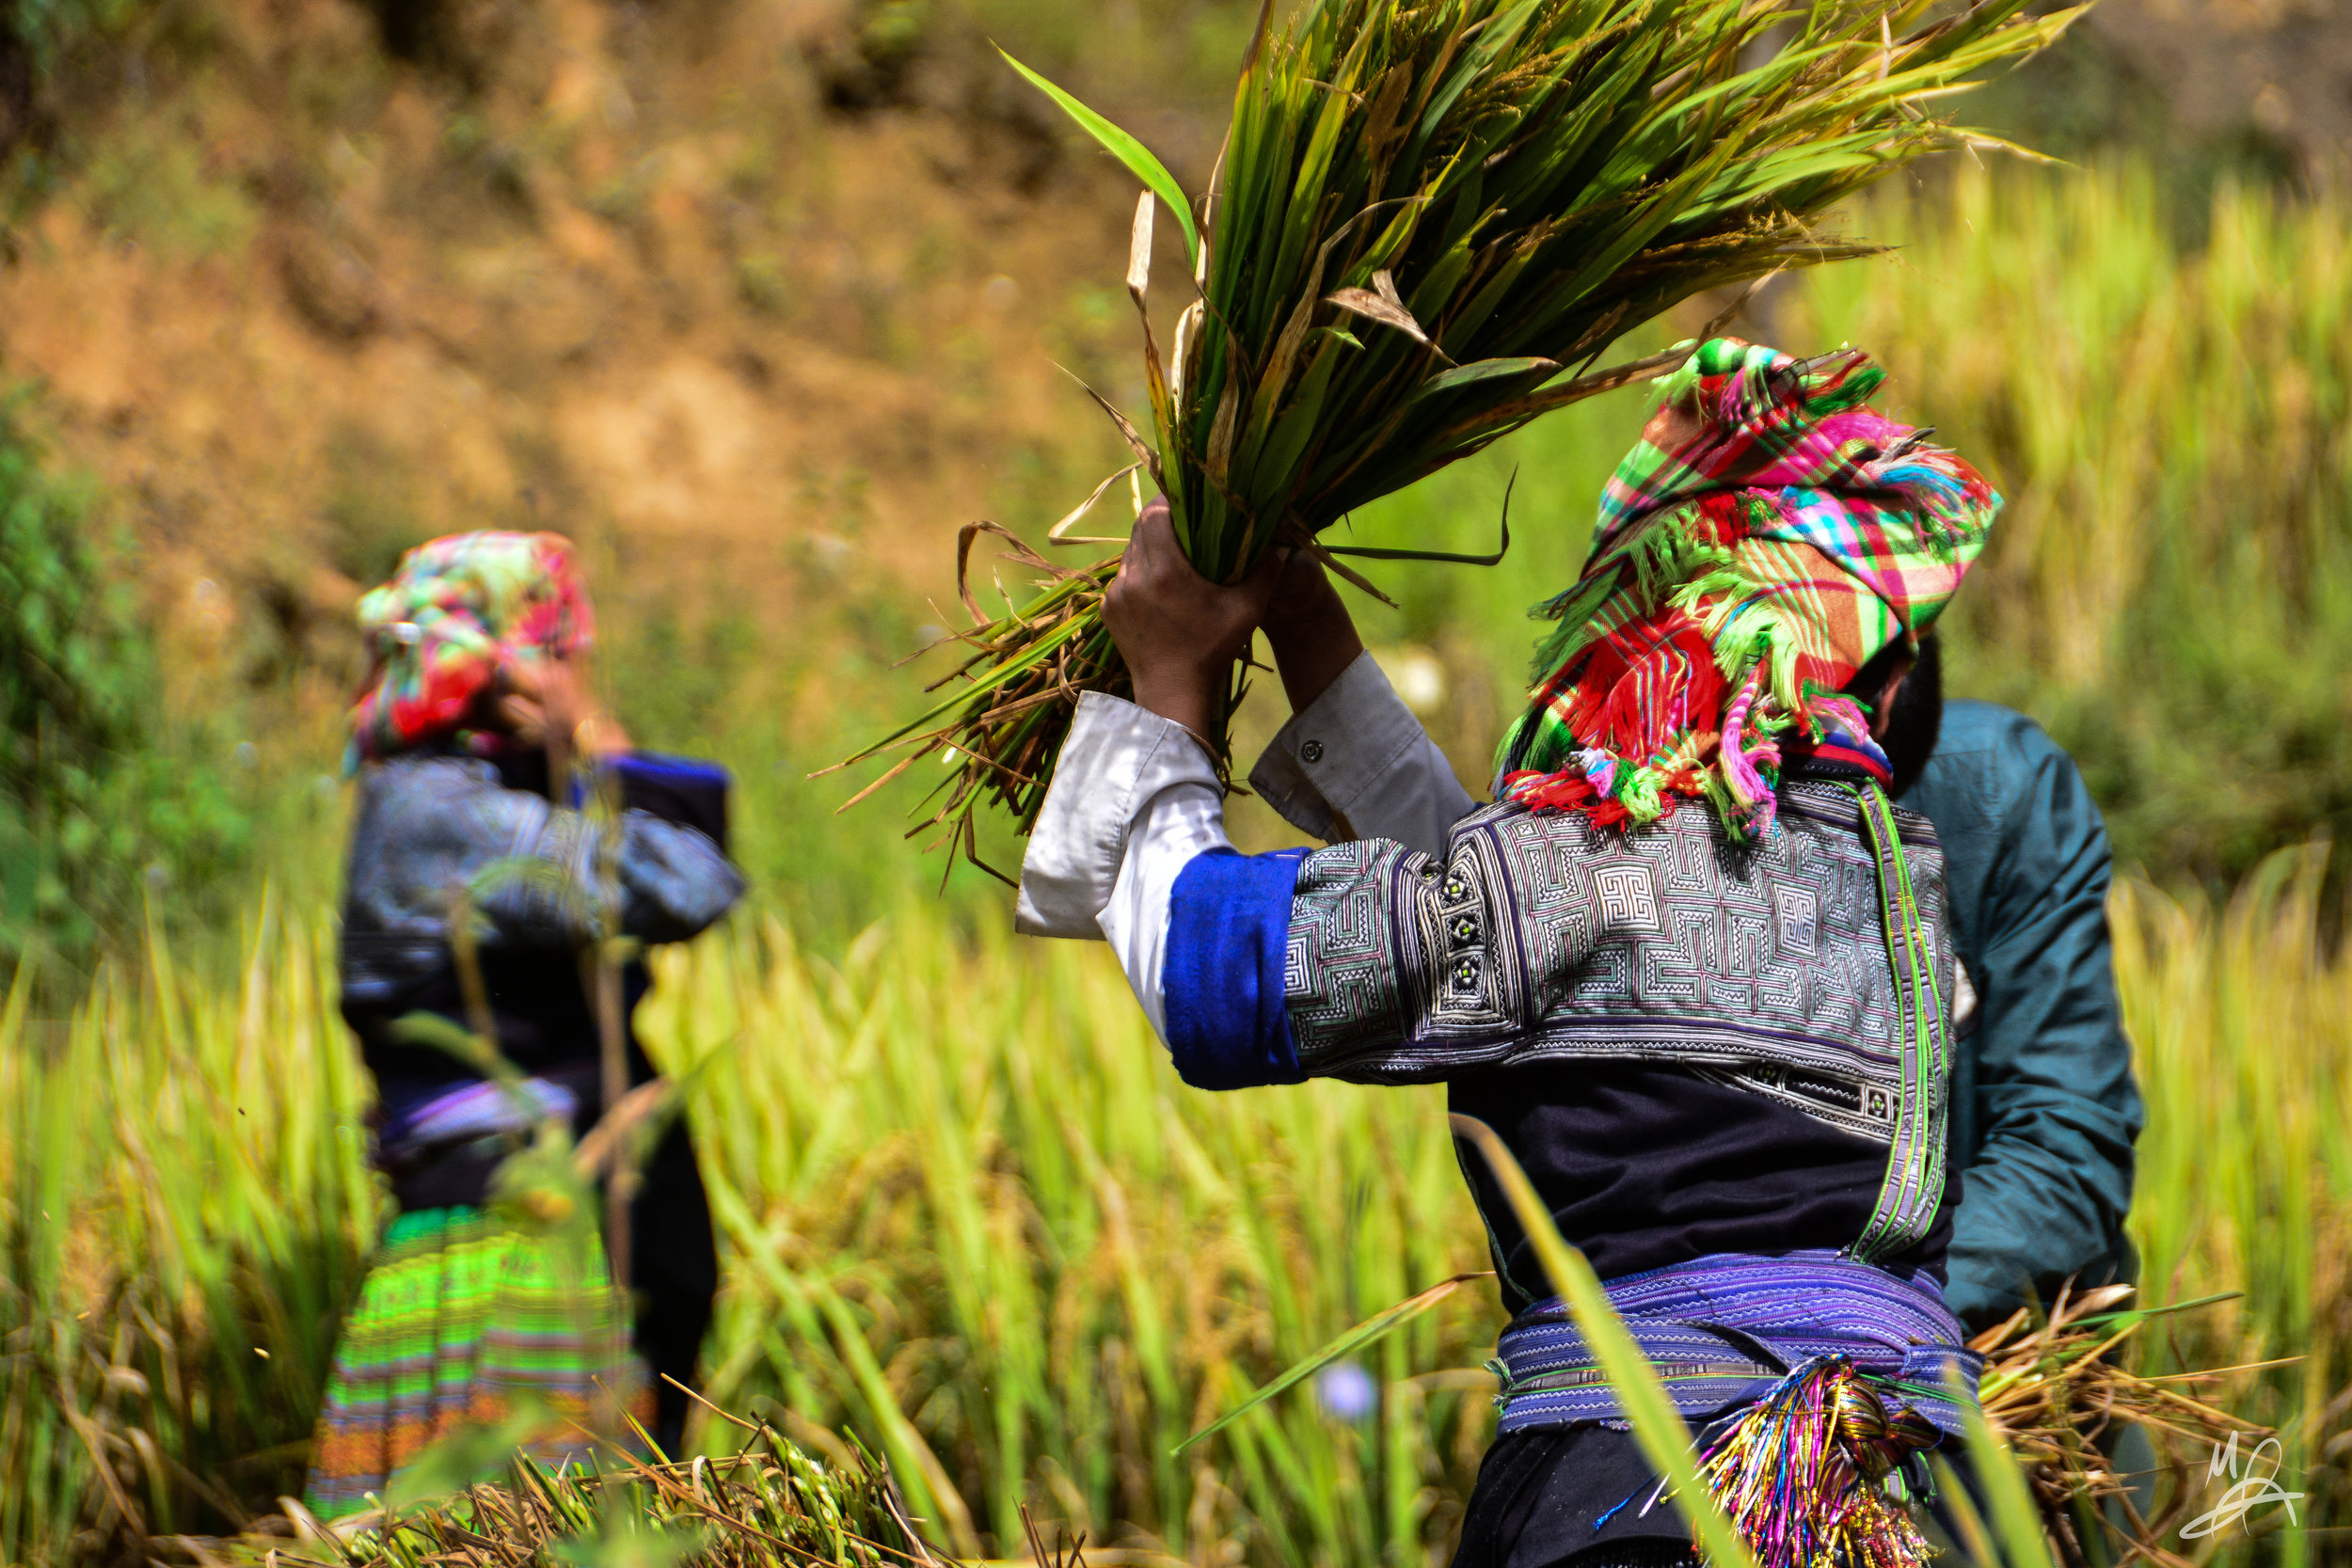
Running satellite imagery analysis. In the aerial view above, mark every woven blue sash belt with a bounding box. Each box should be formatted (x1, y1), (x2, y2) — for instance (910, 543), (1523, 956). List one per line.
(1492, 1250), (1982, 1439)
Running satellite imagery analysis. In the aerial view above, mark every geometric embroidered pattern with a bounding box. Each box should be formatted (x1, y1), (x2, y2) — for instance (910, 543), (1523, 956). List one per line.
(1283, 778), (1956, 1155)
(1843, 777), (1954, 1265)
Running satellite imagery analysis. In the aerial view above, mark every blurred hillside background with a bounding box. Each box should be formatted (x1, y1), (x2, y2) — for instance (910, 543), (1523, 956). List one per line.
(4, 0), (2352, 1558)
(1, 0), (2348, 966)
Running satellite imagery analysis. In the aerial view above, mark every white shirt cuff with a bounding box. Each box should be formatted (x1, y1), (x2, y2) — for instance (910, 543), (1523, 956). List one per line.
(1246, 650), (1478, 859)
(1015, 691), (1224, 939)
(1099, 777), (1228, 1037)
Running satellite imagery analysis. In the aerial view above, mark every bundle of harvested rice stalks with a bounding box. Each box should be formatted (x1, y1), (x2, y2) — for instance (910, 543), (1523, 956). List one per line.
(186, 1424), (946, 1568)
(1968, 1283), (2282, 1568)
(836, 0), (2079, 864)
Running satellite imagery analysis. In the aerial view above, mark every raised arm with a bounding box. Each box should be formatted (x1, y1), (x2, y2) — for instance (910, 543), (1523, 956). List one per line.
(1245, 543), (1478, 857)
(1013, 504), (1484, 1083)
(1014, 499), (1280, 1027)
(348, 756), (746, 955)
(1016, 685), (1453, 1086)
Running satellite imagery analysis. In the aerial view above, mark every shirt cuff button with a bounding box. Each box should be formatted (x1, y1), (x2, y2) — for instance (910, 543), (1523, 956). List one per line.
(1300, 740), (1325, 764)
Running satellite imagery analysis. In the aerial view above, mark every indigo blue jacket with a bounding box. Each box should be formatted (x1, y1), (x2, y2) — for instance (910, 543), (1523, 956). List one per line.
(1904, 702), (2144, 1327)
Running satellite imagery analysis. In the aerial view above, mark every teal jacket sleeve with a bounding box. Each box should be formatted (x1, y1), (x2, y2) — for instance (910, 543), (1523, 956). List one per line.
(1903, 703), (2144, 1328)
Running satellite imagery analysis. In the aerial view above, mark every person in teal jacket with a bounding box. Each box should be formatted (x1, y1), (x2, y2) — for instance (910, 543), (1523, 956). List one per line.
(1892, 649), (2145, 1329)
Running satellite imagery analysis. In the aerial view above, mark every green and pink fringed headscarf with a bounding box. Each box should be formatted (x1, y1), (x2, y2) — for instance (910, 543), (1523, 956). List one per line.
(348, 531), (594, 765)
(1496, 340), (2000, 837)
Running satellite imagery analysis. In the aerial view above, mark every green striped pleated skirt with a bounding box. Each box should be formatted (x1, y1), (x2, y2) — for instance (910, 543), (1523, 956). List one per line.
(305, 1207), (650, 1519)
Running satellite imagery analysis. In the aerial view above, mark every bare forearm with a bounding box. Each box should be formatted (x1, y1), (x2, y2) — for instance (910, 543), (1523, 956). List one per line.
(1256, 544), (1365, 717)
(1265, 607), (1364, 717)
(1126, 667), (1221, 749)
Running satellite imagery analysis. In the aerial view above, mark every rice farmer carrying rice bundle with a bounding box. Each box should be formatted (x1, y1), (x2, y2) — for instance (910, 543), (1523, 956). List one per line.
(1019, 338), (2020, 1567)
(307, 531), (743, 1518)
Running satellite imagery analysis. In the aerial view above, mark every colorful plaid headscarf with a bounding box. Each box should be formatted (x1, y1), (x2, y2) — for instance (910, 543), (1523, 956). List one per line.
(1495, 340), (1999, 838)
(348, 531), (594, 765)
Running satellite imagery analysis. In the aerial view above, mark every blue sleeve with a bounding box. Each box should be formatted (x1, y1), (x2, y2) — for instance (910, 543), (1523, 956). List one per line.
(608, 752), (732, 853)
(1164, 848), (1310, 1090)
(1906, 704), (2144, 1326)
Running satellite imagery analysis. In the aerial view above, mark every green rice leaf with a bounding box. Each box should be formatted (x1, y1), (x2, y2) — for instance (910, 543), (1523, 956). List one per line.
(1173, 1272), (1487, 1454)
(1406, 356), (1560, 402)
(1957, 1384), (2063, 1568)
(998, 49), (1200, 268)
(1329, 467), (1514, 562)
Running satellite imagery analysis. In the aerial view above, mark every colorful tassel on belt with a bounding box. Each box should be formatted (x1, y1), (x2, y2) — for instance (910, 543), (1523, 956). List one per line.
(1695, 1356), (1942, 1568)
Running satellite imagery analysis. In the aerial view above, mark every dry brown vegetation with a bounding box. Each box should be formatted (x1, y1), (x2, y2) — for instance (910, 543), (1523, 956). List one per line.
(0, 0), (1225, 731)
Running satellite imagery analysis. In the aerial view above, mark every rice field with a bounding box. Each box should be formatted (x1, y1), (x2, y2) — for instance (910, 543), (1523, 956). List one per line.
(7, 153), (2352, 1567)
(1, 860), (2344, 1566)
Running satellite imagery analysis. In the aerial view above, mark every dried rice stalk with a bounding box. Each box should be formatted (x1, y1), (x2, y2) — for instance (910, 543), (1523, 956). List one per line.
(1970, 1283), (2280, 1568)
(180, 1418), (944, 1568)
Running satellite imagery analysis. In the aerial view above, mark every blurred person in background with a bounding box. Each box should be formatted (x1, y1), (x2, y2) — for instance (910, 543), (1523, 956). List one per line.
(306, 531), (742, 1519)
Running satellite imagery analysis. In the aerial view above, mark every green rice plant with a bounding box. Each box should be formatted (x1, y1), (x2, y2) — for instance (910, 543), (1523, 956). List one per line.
(0, 898), (378, 1560)
(644, 911), (1505, 1565)
(846, 0), (2077, 863)
(1951, 1396), (2060, 1568)
(2108, 850), (2352, 1567)
(4, 860), (2345, 1564)
(639, 895), (2350, 1565)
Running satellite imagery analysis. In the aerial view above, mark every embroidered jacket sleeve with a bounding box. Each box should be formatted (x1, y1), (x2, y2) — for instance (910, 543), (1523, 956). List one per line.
(1018, 685), (1952, 1148)
(1013, 655), (1472, 1067)
(1903, 703), (2143, 1327)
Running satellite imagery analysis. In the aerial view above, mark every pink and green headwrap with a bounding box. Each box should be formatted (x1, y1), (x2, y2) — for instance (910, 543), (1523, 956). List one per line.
(348, 531), (594, 765)
(1495, 340), (2000, 838)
